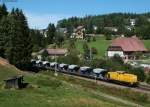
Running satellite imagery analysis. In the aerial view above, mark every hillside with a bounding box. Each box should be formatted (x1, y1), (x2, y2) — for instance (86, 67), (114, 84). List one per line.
(0, 58), (137, 107)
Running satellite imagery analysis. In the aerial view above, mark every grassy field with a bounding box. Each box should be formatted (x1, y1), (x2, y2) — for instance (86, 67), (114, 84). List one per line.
(143, 40), (150, 50)
(75, 37), (111, 58)
(0, 58), (138, 107)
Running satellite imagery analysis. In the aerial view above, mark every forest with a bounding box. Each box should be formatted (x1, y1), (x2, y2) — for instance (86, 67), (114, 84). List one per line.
(57, 13), (150, 39)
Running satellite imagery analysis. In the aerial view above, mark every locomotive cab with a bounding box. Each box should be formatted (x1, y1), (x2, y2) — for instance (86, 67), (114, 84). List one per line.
(106, 71), (138, 86)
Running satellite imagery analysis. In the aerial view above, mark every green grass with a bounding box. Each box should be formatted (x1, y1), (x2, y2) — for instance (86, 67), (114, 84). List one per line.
(42, 71), (150, 106)
(0, 65), (21, 82)
(0, 61), (133, 107)
(143, 40), (150, 50)
(75, 37), (111, 58)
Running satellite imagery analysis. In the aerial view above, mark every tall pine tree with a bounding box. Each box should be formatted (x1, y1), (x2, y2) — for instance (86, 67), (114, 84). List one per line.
(46, 23), (56, 44)
(0, 16), (11, 57)
(0, 4), (8, 57)
(6, 8), (32, 70)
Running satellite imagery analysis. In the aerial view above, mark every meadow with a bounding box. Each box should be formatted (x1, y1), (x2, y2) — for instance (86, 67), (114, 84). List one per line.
(0, 60), (132, 107)
(0, 58), (150, 107)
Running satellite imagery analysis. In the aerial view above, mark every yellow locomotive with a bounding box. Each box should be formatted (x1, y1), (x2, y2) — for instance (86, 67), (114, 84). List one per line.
(106, 71), (138, 86)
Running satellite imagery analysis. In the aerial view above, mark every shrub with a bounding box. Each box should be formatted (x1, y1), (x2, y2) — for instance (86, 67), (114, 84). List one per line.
(129, 67), (146, 82)
(146, 73), (150, 84)
(105, 34), (112, 40)
(92, 37), (96, 42)
(91, 47), (98, 55)
(86, 36), (91, 42)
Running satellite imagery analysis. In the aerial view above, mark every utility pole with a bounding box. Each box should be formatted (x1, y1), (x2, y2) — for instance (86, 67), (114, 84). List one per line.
(90, 47), (92, 61)
(54, 44), (58, 76)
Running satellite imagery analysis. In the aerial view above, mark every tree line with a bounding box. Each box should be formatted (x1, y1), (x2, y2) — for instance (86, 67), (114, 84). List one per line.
(57, 13), (150, 39)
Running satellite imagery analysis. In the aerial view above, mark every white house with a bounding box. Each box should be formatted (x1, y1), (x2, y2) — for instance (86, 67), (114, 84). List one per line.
(107, 36), (148, 60)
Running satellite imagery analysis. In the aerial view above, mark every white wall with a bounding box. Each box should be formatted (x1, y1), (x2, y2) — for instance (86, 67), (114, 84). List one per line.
(107, 51), (124, 58)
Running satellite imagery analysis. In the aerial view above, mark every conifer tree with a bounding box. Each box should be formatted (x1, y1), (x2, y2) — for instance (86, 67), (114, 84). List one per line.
(46, 23), (56, 44)
(0, 4), (8, 57)
(0, 16), (11, 57)
(6, 8), (32, 70)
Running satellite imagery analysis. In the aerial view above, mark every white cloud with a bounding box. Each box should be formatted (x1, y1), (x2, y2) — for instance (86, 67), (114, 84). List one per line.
(25, 12), (71, 29)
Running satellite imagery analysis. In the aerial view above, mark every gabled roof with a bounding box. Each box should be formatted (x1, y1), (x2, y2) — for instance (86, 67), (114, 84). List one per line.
(46, 49), (68, 55)
(74, 26), (85, 32)
(111, 36), (148, 52)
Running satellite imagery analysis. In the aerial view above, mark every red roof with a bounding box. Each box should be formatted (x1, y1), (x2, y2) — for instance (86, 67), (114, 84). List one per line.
(111, 36), (148, 52)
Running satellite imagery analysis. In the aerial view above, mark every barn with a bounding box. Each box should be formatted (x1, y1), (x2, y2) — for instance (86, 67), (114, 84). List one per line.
(107, 36), (148, 60)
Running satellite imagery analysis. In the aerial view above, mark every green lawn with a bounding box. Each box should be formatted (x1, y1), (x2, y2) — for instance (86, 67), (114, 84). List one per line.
(75, 37), (111, 58)
(143, 40), (150, 50)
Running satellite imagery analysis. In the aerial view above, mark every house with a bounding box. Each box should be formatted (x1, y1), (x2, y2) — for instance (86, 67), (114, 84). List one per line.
(71, 26), (85, 39)
(107, 36), (148, 60)
(39, 29), (48, 37)
(38, 48), (68, 60)
(104, 27), (118, 32)
(45, 48), (68, 56)
(130, 19), (136, 26)
(56, 28), (67, 34)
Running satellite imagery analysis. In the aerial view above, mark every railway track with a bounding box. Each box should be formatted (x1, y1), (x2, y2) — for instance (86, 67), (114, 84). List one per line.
(44, 68), (150, 94)
(138, 84), (150, 92)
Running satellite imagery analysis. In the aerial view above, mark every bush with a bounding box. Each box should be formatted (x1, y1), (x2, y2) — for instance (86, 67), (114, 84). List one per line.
(129, 67), (146, 82)
(105, 34), (112, 40)
(146, 73), (150, 84)
(91, 47), (98, 55)
(92, 37), (96, 42)
(86, 36), (91, 42)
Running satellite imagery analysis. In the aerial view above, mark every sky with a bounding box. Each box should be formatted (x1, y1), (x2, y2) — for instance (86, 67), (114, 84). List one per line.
(1, 0), (150, 29)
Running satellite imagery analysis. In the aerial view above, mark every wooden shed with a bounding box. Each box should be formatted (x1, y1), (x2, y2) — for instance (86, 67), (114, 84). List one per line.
(4, 76), (24, 89)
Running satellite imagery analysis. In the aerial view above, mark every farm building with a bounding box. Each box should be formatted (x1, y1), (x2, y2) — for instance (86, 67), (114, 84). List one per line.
(4, 76), (24, 89)
(107, 36), (148, 60)
(36, 48), (68, 59)
(44, 48), (67, 57)
(104, 27), (118, 32)
(71, 26), (85, 39)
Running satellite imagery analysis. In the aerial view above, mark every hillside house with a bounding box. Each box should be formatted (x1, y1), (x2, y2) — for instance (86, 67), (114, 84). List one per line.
(104, 27), (118, 32)
(107, 36), (148, 60)
(56, 28), (67, 35)
(39, 48), (68, 59)
(130, 19), (136, 26)
(71, 26), (85, 39)
(39, 29), (47, 37)
(46, 48), (68, 56)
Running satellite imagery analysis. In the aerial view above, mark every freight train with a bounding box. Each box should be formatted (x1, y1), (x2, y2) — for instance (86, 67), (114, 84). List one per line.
(31, 59), (138, 86)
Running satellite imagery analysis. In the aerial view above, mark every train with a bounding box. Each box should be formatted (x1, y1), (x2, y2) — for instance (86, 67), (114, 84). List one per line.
(31, 59), (139, 86)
